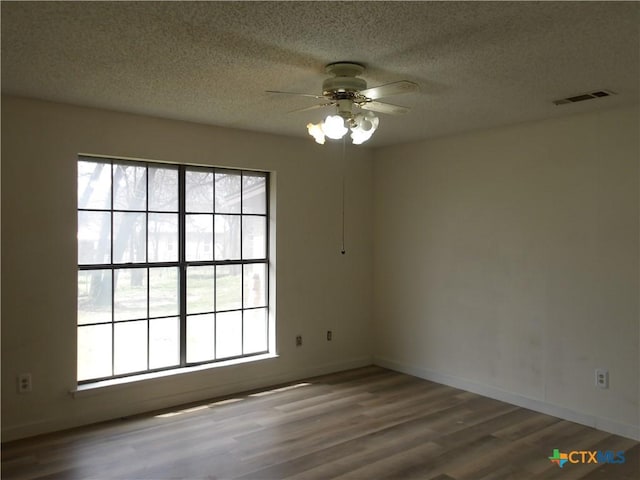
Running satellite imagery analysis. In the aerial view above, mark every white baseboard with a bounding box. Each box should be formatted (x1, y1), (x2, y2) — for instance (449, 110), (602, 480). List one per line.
(373, 356), (640, 442)
(2, 355), (373, 442)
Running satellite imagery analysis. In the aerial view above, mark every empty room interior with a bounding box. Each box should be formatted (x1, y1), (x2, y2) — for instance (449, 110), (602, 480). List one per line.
(1, 2), (639, 479)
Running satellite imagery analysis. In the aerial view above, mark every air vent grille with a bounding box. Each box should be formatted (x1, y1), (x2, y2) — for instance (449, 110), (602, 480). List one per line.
(553, 90), (616, 106)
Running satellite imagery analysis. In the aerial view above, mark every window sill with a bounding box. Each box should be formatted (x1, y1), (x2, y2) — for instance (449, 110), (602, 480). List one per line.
(70, 353), (278, 398)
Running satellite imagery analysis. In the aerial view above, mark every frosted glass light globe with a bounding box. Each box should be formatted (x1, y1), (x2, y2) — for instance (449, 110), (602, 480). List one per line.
(307, 122), (325, 144)
(322, 115), (348, 139)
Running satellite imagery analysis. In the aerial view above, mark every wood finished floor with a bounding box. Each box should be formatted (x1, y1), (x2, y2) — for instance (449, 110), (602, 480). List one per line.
(2, 366), (638, 480)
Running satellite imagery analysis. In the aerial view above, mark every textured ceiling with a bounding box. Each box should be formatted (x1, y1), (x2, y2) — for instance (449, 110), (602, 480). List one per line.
(2, 1), (638, 147)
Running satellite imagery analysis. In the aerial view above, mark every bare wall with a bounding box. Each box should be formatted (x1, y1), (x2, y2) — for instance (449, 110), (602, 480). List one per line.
(1, 96), (374, 441)
(373, 106), (640, 440)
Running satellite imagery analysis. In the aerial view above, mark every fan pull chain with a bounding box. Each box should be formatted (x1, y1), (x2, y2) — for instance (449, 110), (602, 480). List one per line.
(341, 135), (346, 255)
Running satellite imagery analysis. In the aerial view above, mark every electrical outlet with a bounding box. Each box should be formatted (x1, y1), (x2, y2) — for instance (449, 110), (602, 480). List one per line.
(595, 369), (609, 389)
(327, 330), (332, 341)
(296, 335), (302, 347)
(18, 373), (32, 393)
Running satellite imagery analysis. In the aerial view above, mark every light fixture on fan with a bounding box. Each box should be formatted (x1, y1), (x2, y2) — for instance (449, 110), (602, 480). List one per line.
(350, 112), (379, 144)
(268, 62), (418, 146)
(307, 110), (379, 145)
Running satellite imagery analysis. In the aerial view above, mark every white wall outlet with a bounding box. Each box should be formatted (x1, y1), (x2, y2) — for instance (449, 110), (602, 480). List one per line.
(18, 373), (32, 393)
(296, 335), (302, 347)
(595, 369), (609, 389)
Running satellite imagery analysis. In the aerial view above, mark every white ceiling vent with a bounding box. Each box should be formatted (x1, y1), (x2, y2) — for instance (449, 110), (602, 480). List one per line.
(553, 90), (616, 105)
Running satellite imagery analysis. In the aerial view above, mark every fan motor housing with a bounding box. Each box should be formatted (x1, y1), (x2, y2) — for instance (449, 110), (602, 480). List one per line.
(325, 62), (365, 76)
(323, 62), (367, 97)
(322, 76), (367, 96)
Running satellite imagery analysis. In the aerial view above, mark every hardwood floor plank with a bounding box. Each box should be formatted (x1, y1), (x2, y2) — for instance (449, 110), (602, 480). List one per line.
(329, 440), (445, 480)
(361, 434), (508, 480)
(243, 424), (437, 479)
(492, 409), (562, 441)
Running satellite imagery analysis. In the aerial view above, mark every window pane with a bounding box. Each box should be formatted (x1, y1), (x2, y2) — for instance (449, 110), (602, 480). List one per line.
(78, 324), (112, 381)
(187, 314), (215, 363)
(187, 266), (215, 314)
(148, 213), (178, 262)
(149, 317), (179, 369)
(78, 161), (111, 209)
(215, 214), (240, 260)
(186, 214), (213, 261)
(78, 211), (111, 265)
(243, 263), (267, 308)
(149, 267), (179, 318)
(113, 212), (146, 263)
(114, 320), (148, 375)
(113, 164), (146, 211)
(114, 268), (148, 321)
(78, 270), (112, 325)
(242, 216), (266, 260)
(244, 308), (267, 354)
(216, 265), (241, 311)
(215, 172), (241, 213)
(186, 170), (213, 213)
(216, 311), (242, 359)
(242, 174), (266, 214)
(149, 166), (178, 212)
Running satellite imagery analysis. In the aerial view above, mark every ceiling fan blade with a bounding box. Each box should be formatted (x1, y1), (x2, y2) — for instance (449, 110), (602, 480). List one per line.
(359, 81), (419, 100)
(360, 101), (410, 115)
(288, 103), (334, 114)
(266, 90), (325, 99)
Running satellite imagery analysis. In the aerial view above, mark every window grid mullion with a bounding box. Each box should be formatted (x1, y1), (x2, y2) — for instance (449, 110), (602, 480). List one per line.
(212, 172), (217, 361)
(146, 166), (150, 371)
(110, 161), (116, 378)
(240, 172), (245, 356)
(179, 166), (187, 367)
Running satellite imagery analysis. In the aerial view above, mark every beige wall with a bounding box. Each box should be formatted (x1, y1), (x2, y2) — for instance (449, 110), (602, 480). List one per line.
(373, 106), (639, 439)
(1, 96), (374, 441)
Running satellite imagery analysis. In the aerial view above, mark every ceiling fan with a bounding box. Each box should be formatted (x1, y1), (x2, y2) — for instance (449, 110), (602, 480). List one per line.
(267, 62), (419, 144)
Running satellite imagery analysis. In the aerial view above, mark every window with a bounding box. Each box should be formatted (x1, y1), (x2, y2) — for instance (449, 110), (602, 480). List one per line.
(77, 157), (270, 383)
